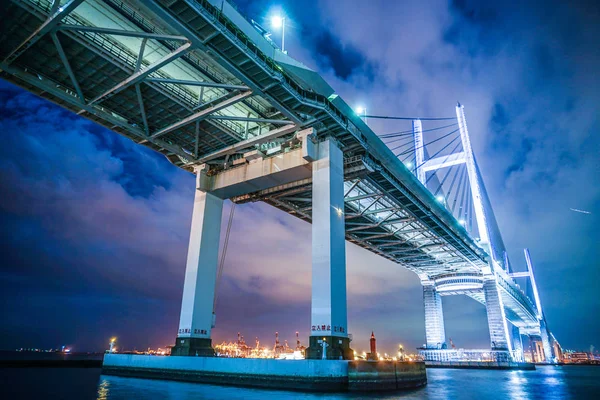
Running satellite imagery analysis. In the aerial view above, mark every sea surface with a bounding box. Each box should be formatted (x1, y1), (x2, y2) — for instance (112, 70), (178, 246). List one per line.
(0, 365), (598, 399)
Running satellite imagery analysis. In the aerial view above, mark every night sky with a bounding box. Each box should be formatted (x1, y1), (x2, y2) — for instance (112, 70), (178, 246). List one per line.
(1, 0), (598, 355)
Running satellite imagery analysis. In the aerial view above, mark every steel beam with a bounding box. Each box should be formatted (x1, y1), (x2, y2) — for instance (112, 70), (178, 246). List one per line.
(509, 272), (529, 279)
(135, 38), (148, 73)
(0, 62), (194, 162)
(345, 193), (381, 202)
(135, 84), (149, 135)
(346, 224), (380, 233)
(141, 0), (304, 125)
(347, 197), (381, 218)
(377, 241), (408, 248)
(57, 25), (190, 41)
(151, 91), (253, 139)
(205, 115), (291, 125)
(278, 196), (312, 202)
(196, 124), (299, 163)
(147, 77), (249, 91)
(50, 0), (61, 14)
(3, 0), (85, 65)
(380, 217), (414, 226)
(388, 248), (420, 255)
(362, 206), (397, 216)
(269, 197), (311, 220)
(194, 121), (200, 157)
(398, 254), (433, 261)
(89, 42), (192, 105)
(361, 232), (396, 241)
(50, 32), (84, 103)
(422, 152), (466, 172)
(193, 91), (233, 111)
(343, 180), (361, 197)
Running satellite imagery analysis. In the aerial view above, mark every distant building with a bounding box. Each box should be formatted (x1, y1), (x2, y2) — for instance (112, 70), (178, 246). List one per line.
(367, 332), (378, 361)
(552, 340), (563, 362)
(569, 352), (590, 363)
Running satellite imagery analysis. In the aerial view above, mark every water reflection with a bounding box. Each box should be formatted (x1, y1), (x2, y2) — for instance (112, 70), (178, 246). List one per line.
(96, 379), (110, 400)
(508, 370), (528, 399)
(540, 366), (567, 398)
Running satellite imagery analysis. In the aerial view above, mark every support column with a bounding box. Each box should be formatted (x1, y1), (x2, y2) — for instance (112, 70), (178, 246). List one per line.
(540, 319), (553, 363)
(511, 325), (524, 362)
(306, 138), (352, 360)
(482, 276), (512, 352)
(423, 283), (446, 349)
(171, 185), (224, 356)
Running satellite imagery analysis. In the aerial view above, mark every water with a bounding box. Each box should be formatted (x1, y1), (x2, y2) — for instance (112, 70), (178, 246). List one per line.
(1, 366), (598, 399)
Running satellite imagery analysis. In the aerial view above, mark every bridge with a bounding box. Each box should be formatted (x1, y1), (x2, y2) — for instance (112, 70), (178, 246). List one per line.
(0, 0), (556, 363)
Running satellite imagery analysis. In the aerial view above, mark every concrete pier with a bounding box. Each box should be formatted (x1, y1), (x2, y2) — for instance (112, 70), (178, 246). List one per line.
(423, 283), (446, 349)
(102, 355), (426, 392)
(306, 138), (352, 360)
(483, 276), (512, 351)
(172, 178), (224, 357)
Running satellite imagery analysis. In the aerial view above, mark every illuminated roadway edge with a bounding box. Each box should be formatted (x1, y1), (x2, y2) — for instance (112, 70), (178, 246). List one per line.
(0, 0), (539, 330)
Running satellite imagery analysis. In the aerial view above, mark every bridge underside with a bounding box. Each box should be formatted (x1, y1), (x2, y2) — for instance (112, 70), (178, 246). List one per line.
(234, 159), (485, 277)
(0, 0), (490, 281)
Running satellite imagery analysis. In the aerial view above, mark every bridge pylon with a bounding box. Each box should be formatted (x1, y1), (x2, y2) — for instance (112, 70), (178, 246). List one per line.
(170, 132), (353, 359)
(423, 282), (446, 349)
(522, 248), (555, 363)
(172, 165), (224, 356)
(305, 138), (353, 360)
(414, 104), (517, 361)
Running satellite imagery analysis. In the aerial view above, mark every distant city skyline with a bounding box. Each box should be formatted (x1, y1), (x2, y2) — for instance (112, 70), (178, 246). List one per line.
(1, 0), (599, 354)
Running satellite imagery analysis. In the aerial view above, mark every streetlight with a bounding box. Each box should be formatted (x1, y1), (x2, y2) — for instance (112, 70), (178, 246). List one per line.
(271, 15), (286, 53)
(355, 106), (367, 124)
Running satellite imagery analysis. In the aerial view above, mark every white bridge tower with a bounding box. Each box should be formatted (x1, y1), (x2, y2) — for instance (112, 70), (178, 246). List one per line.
(413, 104), (555, 362)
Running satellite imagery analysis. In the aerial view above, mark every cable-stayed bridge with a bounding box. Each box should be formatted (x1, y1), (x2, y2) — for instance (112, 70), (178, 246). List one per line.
(0, 0), (556, 363)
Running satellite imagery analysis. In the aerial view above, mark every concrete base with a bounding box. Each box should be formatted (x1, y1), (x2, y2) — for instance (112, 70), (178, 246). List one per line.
(348, 361), (427, 391)
(171, 337), (214, 357)
(425, 361), (535, 370)
(306, 336), (353, 360)
(102, 354), (427, 392)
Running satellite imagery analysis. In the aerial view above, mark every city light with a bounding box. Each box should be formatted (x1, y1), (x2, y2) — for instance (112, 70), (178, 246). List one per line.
(270, 15), (286, 52)
(459, 219), (466, 225)
(436, 195), (444, 203)
(270, 15), (283, 28)
(109, 337), (117, 353)
(355, 106), (367, 124)
(334, 205), (344, 217)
